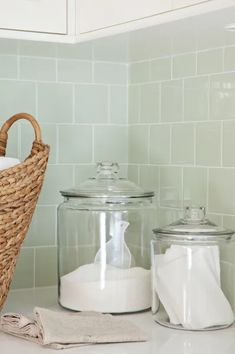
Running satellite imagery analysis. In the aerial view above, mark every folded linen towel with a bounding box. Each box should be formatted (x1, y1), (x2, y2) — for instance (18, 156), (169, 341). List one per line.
(0, 307), (148, 349)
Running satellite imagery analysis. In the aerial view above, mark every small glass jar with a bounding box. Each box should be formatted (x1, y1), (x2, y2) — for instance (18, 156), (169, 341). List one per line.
(151, 206), (235, 331)
(58, 162), (156, 313)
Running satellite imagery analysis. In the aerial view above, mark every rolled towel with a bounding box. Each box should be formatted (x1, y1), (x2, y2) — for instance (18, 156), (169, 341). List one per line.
(0, 307), (148, 349)
(0, 157), (20, 170)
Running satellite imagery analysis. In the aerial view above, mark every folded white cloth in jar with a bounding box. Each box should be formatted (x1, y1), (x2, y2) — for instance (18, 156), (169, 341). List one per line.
(154, 245), (234, 329)
(0, 307), (148, 349)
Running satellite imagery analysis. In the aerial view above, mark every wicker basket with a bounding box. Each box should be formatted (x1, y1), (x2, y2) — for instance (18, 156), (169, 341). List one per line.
(0, 113), (50, 310)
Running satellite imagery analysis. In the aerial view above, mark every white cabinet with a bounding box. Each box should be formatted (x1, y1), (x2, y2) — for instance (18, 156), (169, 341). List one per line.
(78, 0), (171, 34)
(172, 0), (208, 10)
(0, 0), (67, 34)
(0, 0), (232, 43)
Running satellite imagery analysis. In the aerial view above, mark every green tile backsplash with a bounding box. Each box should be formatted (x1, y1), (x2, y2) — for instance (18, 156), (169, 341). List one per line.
(0, 38), (128, 289)
(4, 35), (235, 290)
(128, 40), (235, 242)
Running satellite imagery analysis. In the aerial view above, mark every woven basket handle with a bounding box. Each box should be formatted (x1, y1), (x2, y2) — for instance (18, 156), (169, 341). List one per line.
(0, 113), (42, 157)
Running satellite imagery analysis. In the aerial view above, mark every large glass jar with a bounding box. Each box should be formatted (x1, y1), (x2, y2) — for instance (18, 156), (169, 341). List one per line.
(58, 162), (155, 313)
(151, 206), (235, 331)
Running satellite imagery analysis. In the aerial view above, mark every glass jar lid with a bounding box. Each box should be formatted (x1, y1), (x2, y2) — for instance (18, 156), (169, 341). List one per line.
(153, 206), (234, 239)
(60, 161), (154, 199)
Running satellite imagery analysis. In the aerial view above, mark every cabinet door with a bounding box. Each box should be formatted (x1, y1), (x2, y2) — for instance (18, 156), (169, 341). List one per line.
(79, 0), (171, 34)
(172, 0), (208, 9)
(0, 0), (67, 34)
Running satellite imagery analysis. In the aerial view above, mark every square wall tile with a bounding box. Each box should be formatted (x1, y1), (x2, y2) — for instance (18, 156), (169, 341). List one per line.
(0, 80), (35, 117)
(196, 122), (221, 166)
(0, 39), (17, 55)
(11, 248), (34, 289)
(35, 247), (57, 287)
(140, 83), (160, 123)
(207, 213), (223, 226)
(94, 62), (127, 85)
(157, 207), (183, 227)
(183, 167), (207, 206)
(149, 125), (170, 164)
(173, 53), (196, 78)
(224, 46), (235, 72)
(129, 125), (148, 163)
(57, 59), (92, 83)
(75, 85), (108, 124)
(172, 123), (194, 165)
(38, 165), (73, 205)
(93, 34), (128, 62)
(94, 126), (128, 163)
(208, 169), (235, 214)
(110, 86), (127, 124)
(19, 40), (56, 57)
(139, 165), (159, 193)
(161, 80), (183, 122)
(24, 206), (56, 247)
(0, 55), (17, 78)
(129, 62), (149, 84)
(223, 215), (235, 230)
(128, 165), (139, 184)
(19, 57), (56, 81)
(38, 83), (73, 123)
(21, 123), (57, 163)
(197, 49), (223, 75)
(128, 85), (140, 124)
(160, 166), (182, 208)
(210, 73), (235, 120)
(184, 77), (209, 121)
(4, 123), (19, 158)
(75, 164), (96, 185)
(150, 57), (171, 82)
(223, 121), (235, 167)
(58, 125), (92, 163)
(57, 42), (92, 60)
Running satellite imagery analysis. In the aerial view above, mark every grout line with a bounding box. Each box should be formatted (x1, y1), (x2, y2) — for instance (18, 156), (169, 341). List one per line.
(35, 82), (38, 117)
(222, 47), (225, 72)
(147, 125), (151, 164)
(137, 164), (140, 184)
(170, 55), (173, 80)
(56, 125), (59, 164)
(55, 56), (58, 82)
(206, 168), (209, 211)
(181, 166), (184, 208)
(220, 121), (223, 167)
(169, 125), (172, 165)
(72, 84), (76, 123)
(92, 125), (95, 163)
(107, 85), (111, 124)
(182, 79), (185, 121)
(158, 82), (162, 123)
(193, 123), (196, 166)
(18, 123), (21, 160)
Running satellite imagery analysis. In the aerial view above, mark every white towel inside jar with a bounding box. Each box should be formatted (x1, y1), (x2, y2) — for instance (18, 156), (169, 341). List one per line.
(154, 245), (234, 330)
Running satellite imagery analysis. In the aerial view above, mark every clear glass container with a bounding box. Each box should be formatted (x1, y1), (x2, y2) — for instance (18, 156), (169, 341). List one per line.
(58, 161), (156, 313)
(151, 206), (235, 331)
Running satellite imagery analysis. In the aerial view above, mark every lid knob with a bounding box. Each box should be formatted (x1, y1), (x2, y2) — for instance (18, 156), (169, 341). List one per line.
(184, 206), (206, 223)
(96, 161), (119, 179)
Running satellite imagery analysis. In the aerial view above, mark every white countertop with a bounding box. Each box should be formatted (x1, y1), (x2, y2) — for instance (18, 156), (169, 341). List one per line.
(1, 287), (235, 354)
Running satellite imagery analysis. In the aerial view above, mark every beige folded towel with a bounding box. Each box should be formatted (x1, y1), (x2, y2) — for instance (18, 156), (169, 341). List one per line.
(0, 307), (148, 349)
